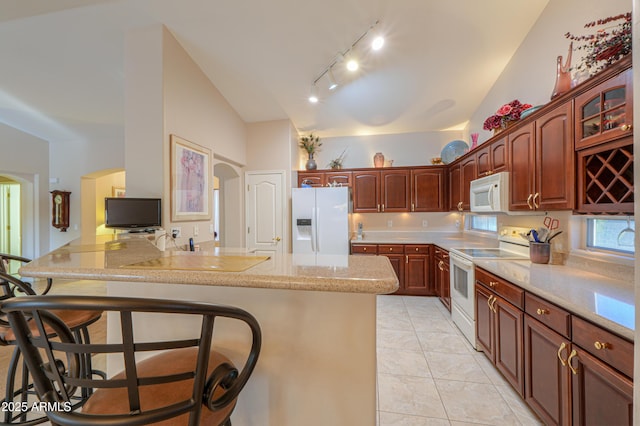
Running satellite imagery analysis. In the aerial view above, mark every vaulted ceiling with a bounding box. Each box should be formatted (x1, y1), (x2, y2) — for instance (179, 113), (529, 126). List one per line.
(0, 0), (549, 142)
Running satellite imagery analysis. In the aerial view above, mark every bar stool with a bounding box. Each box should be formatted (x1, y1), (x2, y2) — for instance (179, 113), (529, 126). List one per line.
(0, 271), (103, 425)
(4, 295), (261, 426)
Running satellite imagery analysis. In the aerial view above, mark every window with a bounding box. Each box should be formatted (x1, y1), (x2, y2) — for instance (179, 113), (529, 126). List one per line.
(586, 218), (634, 254)
(470, 215), (497, 233)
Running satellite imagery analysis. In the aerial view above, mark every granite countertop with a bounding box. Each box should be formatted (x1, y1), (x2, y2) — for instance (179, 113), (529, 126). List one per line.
(350, 229), (634, 340)
(19, 235), (398, 295)
(475, 259), (634, 341)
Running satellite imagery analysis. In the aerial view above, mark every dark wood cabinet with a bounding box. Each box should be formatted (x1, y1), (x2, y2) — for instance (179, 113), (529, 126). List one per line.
(433, 247), (450, 311)
(448, 163), (462, 211)
(404, 244), (433, 296)
(570, 346), (633, 426)
(575, 66), (633, 150)
(475, 267), (524, 396)
(298, 170), (352, 187)
(509, 102), (573, 211)
(325, 171), (352, 187)
(576, 137), (634, 214)
(447, 156), (474, 212)
(353, 169), (411, 213)
(380, 169), (411, 212)
(352, 243), (433, 295)
(476, 137), (507, 177)
(535, 102), (574, 210)
(410, 167), (446, 212)
(459, 156), (476, 211)
(352, 171), (381, 212)
(524, 315), (571, 425)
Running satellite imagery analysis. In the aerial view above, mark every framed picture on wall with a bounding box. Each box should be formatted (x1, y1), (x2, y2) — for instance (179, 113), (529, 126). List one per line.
(170, 134), (211, 221)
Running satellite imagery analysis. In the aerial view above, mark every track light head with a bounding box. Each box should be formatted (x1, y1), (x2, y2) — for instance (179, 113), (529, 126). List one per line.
(327, 69), (339, 90)
(308, 85), (319, 103)
(346, 56), (359, 72)
(371, 35), (384, 51)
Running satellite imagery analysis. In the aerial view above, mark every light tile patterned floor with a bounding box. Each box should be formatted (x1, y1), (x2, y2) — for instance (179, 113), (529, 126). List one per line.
(376, 295), (543, 426)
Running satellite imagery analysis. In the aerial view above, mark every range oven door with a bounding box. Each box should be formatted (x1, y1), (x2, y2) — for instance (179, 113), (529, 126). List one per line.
(449, 252), (475, 317)
(449, 251), (477, 348)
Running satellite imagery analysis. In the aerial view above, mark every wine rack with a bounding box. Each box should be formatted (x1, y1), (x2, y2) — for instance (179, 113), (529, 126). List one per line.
(577, 138), (634, 214)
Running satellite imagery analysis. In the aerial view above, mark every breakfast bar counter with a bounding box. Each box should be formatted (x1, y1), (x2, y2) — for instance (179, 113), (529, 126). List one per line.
(20, 235), (398, 426)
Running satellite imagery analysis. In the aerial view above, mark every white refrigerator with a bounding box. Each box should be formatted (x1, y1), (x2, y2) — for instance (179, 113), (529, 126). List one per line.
(292, 187), (350, 255)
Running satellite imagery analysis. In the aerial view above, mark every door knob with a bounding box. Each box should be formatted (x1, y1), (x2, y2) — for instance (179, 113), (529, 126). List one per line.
(273, 237), (281, 242)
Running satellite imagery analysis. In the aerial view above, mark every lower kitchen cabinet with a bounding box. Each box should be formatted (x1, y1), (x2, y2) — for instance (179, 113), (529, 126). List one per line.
(352, 243), (433, 296)
(476, 265), (634, 425)
(433, 246), (450, 311)
(524, 315), (571, 425)
(475, 268), (524, 396)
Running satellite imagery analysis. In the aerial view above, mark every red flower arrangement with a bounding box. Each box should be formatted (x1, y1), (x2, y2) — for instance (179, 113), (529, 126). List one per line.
(483, 100), (532, 131)
(565, 12), (631, 76)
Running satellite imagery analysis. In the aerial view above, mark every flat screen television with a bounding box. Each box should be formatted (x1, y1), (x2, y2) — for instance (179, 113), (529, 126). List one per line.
(104, 197), (161, 231)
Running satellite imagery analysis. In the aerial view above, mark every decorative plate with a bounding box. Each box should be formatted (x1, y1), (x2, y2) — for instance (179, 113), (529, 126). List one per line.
(520, 105), (544, 119)
(440, 140), (469, 164)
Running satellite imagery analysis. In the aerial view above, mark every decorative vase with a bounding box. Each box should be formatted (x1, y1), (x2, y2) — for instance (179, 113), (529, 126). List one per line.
(551, 42), (572, 99)
(305, 153), (317, 170)
(373, 152), (385, 168)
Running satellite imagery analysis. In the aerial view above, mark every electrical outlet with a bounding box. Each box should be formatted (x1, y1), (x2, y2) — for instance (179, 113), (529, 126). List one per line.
(387, 220), (393, 228)
(422, 220), (428, 228)
(171, 227), (181, 238)
(193, 225), (199, 237)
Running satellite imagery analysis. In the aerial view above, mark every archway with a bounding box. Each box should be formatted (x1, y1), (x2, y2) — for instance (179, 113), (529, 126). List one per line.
(213, 162), (242, 248)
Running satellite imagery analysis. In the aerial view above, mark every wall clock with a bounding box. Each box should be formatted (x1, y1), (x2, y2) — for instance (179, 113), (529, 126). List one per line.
(51, 190), (71, 232)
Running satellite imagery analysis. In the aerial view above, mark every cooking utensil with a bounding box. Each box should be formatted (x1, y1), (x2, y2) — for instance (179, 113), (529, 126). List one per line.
(530, 229), (540, 243)
(543, 216), (559, 232)
(537, 227), (549, 243)
(617, 216), (634, 247)
(547, 231), (563, 242)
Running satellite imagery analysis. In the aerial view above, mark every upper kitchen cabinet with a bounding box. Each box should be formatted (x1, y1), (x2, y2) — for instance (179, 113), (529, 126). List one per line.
(298, 170), (352, 188)
(411, 167), (447, 212)
(297, 172), (324, 187)
(449, 157), (476, 211)
(509, 101), (573, 211)
(353, 169), (410, 213)
(575, 65), (633, 150)
(476, 137), (507, 177)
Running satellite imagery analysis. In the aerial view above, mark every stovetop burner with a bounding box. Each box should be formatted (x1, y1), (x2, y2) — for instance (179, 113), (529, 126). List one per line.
(449, 247), (528, 260)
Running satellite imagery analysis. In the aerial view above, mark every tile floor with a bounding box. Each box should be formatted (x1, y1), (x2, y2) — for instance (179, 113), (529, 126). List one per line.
(376, 295), (542, 426)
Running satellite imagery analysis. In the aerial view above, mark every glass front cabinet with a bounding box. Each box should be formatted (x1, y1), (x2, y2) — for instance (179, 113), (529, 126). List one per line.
(575, 67), (633, 150)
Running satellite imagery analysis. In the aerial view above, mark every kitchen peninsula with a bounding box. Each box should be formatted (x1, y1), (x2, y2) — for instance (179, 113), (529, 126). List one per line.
(19, 234), (399, 426)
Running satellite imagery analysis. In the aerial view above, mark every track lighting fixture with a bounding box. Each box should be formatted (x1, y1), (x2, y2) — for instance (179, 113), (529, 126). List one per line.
(308, 85), (319, 103)
(307, 20), (384, 103)
(327, 69), (339, 90)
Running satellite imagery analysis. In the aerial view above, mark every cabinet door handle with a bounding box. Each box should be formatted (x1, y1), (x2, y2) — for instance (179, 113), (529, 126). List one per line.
(557, 342), (568, 366)
(621, 124), (632, 132)
(411, 203), (415, 212)
(536, 308), (548, 315)
(526, 193), (533, 209)
(405, 255), (408, 264)
(489, 296), (497, 313)
(487, 295), (494, 310)
(533, 192), (540, 209)
(382, 204), (385, 212)
(377, 204), (381, 212)
(567, 349), (579, 375)
(363, 247), (367, 252)
(489, 281), (498, 288)
(438, 260), (444, 271)
(457, 201), (463, 211)
(594, 341), (610, 350)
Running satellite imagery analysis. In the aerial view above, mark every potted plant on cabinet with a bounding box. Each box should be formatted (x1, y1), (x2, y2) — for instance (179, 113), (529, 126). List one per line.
(299, 134), (322, 170)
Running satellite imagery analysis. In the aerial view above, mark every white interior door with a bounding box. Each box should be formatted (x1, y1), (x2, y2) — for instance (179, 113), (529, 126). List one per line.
(245, 171), (285, 256)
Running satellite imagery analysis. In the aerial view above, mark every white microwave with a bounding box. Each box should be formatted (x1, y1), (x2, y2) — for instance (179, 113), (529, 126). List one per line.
(470, 172), (510, 213)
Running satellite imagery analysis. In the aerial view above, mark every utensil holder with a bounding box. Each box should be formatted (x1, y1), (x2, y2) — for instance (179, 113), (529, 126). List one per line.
(530, 242), (550, 264)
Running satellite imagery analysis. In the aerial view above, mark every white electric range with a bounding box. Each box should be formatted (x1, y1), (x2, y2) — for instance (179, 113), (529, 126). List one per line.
(449, 227), (530, 349)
